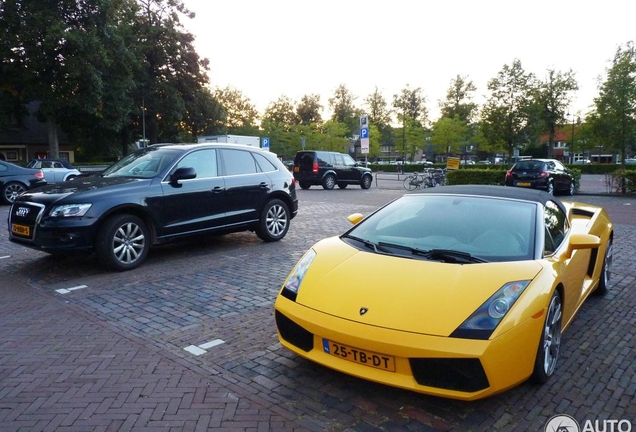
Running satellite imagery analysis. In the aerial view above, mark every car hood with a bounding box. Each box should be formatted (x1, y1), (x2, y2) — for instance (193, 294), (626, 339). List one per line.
(294, 237), (543, 337)
(16, 175), (153, 205)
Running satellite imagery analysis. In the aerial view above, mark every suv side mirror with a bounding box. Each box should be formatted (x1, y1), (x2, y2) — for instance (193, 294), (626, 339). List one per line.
(170, 167), (196, 185)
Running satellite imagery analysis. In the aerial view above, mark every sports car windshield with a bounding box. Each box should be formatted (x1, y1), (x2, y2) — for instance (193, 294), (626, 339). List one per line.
(101, 147), (182, 179)
(344, 194), (537, 263)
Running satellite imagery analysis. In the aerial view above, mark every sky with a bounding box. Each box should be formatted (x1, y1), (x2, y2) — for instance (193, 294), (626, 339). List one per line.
(182, 0), (636, 123)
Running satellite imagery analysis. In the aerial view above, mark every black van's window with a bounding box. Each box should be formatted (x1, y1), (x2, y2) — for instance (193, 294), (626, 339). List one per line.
(223, 149), (258, 176)
(316, 151), (332, 166)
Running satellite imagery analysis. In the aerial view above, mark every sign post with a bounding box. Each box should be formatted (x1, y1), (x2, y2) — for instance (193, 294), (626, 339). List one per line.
(360, 115), (369, 165)
(261, 137), (270, 151)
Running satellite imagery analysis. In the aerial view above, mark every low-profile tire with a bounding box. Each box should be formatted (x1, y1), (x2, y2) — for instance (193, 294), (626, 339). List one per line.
(299, 181), (311, 190)
(322, 174), (336, 190)
(337, 183), (348, 189)
(2, 182), (27, 204)
(96, 214), (150, 271)
(594, 238), (613, 296)
(531, 289), (562, 384)
(546, 181), (555, 195)
(256, 199), (290, 242)
(360, 175), (372, 189)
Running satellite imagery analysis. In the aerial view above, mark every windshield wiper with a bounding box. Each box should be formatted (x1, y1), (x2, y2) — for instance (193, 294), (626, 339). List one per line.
(377, 242), (488, 263)
(343, 235), (394, 254)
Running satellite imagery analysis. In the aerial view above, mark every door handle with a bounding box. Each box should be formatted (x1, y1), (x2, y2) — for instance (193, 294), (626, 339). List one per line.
(212, 186), (225, 193)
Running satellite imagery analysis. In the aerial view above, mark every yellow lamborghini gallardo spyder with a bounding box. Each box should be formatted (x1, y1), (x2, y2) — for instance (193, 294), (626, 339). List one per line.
(274, 185), (613, 400)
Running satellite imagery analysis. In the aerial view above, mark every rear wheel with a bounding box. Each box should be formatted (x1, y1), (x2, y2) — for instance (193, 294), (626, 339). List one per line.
(360, 175), (372, 189)
(299, 181), (311, 190)
(531, 290), (562, 383)
(595, 238), (613, 295)
(322, 174), (336, 190)
(256, 199), (290, 242)
(2, 182), (27, 204)
(96, 214), (150, 271)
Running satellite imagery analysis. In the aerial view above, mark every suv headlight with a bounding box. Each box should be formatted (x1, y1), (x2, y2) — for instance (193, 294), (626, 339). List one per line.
(49, 204), (92, 217)
(451, 280), (530, 340)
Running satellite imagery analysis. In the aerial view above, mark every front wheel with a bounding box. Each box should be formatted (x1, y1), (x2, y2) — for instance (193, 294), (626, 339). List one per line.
(256, 199), (290, 242)
(96, 214), (150, 271)
(403, 176), (418, 191)
(2, 182), (27, 204)
(360, 175), (372, 189)
(531, 290), (562, 383)
(546, 181), (554, 195)
(567, 181), (575, 196)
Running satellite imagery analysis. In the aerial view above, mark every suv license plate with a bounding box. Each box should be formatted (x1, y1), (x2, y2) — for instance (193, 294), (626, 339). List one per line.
(322, 339), (395, 372)
(11, 223), (30, 237)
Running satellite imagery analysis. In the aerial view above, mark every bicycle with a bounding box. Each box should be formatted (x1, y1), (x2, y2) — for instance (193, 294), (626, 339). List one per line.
(403, 170), (437, 190)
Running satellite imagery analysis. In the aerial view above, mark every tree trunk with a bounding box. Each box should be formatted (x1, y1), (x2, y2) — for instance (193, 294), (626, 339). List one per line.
(47, 119), (60, 159)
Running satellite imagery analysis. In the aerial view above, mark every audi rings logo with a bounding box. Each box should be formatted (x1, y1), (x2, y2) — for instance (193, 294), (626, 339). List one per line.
(15, 207), (30, 217)
(545, 415), (580, 432)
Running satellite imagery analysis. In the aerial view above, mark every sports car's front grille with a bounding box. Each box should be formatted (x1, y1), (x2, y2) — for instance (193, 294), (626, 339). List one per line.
(409, 358), (489, 392)
(275, 311), (314, 352)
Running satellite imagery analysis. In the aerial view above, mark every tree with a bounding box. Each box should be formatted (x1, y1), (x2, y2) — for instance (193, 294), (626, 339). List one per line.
(392, 85), (428, 160)
(534, 69), (578, 158)
(588, 41), (636, 165)
(481, 59), (536, 160)
(329, 84), (360, 136)
(431, 116), (470, 156)
(296, 94), (323, 126)
(0, 0), (139, 158)
(439, 75), (478, 122)
(364, 86), (393, 129)
(262, 95), (299, 130)
(213, 86), (260, 135)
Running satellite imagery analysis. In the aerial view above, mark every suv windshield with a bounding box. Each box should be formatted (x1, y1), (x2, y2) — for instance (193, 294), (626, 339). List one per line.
(102, 147), (182, 179)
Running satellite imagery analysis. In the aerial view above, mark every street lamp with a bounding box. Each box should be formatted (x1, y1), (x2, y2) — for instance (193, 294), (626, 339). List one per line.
(570, 113), (575, 163)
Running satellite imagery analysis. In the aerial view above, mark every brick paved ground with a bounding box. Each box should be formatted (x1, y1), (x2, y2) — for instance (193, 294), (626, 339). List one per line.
(0, 178), (634, 431)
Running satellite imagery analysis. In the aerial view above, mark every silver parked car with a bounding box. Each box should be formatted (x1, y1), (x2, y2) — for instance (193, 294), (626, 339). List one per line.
(26, 159), (81, 183)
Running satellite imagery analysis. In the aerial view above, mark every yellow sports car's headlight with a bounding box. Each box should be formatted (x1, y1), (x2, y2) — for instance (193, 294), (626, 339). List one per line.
(282, 249), (316, 300)
(451, 280), (530, 340)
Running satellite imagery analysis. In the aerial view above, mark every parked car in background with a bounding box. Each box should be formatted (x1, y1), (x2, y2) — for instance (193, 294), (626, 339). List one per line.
(8, 143), (298, 271)
(573, 159), (591, 165)
(505, 158), (575, 195)
(0, 160), (47, 204)
(624, 158), (636, 164)
(293, 150), (373, 190)
(274, 185), (613, 400)
(26, 159), (81, 183)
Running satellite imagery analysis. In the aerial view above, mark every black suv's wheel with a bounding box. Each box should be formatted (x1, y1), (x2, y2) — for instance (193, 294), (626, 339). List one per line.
(256, 199), (290, 242)
(299, 181), (311, 190)
(360, 175), (372, 189)
(322, 174), (336, 190)
(96, 214), (150, 271)
(2, 182), (26, 204)
(531, 289), (562, 383)
(337, 183), (348, 189)
(567, 181), (575, 196)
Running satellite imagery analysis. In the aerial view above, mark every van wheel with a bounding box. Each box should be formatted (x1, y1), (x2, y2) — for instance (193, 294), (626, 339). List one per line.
(322, 174), (336, 190)
(360, 175), (372, 189)
(96, 214), (150, 271)
(337, 183), (348, 189)
(256, 199), (290, 241)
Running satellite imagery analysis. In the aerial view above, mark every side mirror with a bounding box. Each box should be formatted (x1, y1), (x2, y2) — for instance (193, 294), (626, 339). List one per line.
(348, 213), (364, 225)
(170, 167), (196, 185)
(562, 233), (600, 260)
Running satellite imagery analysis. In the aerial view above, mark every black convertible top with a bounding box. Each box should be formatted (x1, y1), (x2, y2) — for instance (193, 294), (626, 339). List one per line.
(413, 184), (567, 215)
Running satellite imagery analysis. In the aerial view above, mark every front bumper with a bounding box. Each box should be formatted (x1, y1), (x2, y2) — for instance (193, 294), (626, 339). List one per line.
(274, 296), (544, 401)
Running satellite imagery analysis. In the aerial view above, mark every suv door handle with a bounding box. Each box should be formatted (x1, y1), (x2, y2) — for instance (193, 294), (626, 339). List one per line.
(212, 186), (225, 193)
(259, 182), (270, 189)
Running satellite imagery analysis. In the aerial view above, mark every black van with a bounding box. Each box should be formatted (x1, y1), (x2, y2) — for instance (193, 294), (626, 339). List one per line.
(293, 150), (373, 190)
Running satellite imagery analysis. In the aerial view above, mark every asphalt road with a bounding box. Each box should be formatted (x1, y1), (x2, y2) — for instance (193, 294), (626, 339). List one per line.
(0, 181), (634, 432)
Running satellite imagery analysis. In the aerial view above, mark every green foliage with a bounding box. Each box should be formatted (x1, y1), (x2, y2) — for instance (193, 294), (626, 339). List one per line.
(446, 168), (507, 186)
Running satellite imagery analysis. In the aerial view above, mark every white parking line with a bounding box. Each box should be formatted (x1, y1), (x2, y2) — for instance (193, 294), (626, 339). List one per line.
(184, 339), (225, 356)
(55, 285), (88, 294)
(0, 256), (10, 260)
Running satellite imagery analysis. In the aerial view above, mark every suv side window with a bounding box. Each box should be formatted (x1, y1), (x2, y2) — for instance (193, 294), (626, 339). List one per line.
(316, 152), (332, 167)
(333, 154), (345, 166)
(543, 200), (568, 255)
(222, 149), (258, 176)
(253, 153), (277, 173)
(342, 154), (357, 166)
(176, 149), (218, 178)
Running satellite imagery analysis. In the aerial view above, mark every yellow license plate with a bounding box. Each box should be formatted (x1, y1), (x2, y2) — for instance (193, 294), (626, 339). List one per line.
(323, 339), (395, 372)
(11, 223), (30, 236)
(516, 182), (531, 187)
(293, 166), (299, 172)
